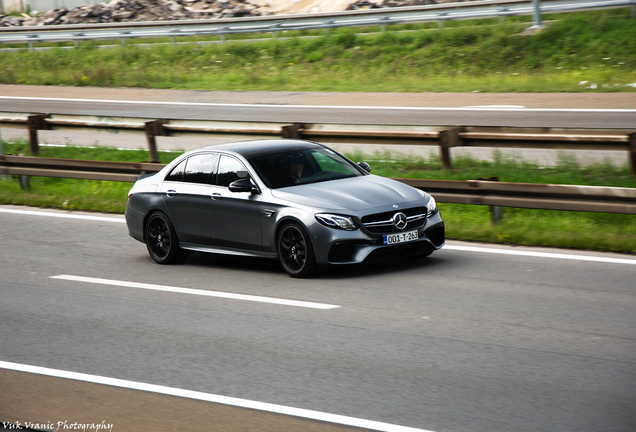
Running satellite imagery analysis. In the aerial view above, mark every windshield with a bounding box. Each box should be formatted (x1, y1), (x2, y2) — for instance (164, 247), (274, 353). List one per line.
(248, 147), (363, 189)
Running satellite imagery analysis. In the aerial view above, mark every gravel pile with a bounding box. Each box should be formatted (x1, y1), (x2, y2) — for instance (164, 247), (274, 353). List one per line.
(0, 0), (271, 27)
(0, 0), (480, 27)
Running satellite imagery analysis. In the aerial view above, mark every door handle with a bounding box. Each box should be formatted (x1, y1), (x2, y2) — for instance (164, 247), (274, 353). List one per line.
(211, 193), (222, 200)
(166, 189), (177, 197)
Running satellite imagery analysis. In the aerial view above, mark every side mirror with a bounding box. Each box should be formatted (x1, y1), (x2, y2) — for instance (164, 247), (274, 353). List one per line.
(357, 161), (371, 173)
(229, 178), (256, 193)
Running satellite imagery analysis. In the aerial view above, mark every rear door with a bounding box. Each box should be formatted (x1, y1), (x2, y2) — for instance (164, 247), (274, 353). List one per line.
(161, 153), (217, 245)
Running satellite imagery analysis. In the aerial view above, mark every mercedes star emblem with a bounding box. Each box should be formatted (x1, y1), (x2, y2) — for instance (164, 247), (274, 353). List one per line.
(392, 212), (408, 230)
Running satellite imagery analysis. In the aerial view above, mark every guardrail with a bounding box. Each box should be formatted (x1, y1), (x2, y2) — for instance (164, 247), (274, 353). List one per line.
(1, 112), (634, 172)
(399, 178), (636, 214)
(0, 154), (162, 182)
(1, 0), (634, 50)
(1, 155), (635, 215)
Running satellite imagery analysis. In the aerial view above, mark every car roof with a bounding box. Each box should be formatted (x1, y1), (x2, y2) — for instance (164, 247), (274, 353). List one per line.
(200, 139), (325, 158)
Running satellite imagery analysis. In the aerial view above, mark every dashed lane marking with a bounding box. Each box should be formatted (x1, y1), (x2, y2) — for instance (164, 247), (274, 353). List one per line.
(50, 274), (341, 309)
(0, 208), (125, 223)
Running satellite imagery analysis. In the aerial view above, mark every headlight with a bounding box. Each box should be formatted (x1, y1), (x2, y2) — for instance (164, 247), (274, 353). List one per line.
(426, 196), (438, 217)
(315, 213), (358, 231)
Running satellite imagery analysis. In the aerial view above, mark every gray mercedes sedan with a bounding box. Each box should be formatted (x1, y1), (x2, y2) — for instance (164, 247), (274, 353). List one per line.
(125, 139), (444, 277)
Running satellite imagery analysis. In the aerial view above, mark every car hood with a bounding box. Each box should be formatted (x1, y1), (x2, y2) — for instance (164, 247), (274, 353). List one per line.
(270, 175), (425, 211)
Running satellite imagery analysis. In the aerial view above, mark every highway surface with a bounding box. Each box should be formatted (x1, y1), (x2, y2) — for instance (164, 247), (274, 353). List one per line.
(1, 205), (635, 432)
(1, 86), (635, 129)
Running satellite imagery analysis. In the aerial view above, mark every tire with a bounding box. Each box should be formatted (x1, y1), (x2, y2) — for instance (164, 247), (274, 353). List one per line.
(145, 212), (186, 264)
(277, 223), (316, 278)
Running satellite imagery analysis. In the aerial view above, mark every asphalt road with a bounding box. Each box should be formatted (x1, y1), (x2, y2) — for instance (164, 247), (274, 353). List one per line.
(1, 206), (635, 432)
(1, 97), (635, 129)
(1, 85), (635, 129)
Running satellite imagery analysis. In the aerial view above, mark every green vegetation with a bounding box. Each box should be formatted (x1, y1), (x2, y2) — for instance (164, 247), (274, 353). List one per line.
(358, 149), (636, 188)
(1, 140), (634, 254)
(1, 9), (635, 92)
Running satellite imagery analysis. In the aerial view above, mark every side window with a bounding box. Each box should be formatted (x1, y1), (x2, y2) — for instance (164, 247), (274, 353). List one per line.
(165, 159), (186, 182)
(216, 155), (249, 188)
(183, 153), (215, 184)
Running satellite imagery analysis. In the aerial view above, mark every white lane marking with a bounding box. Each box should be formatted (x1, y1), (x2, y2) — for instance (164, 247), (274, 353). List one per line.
(1, 96), (635, 113)
(0, 208), (125, 223)
(4, 208), (634, 266)
(462, 105), (526, 109)
(50, 275), (340, 310)
(0, 361), (434, 432)
(444, 245), (636, 265)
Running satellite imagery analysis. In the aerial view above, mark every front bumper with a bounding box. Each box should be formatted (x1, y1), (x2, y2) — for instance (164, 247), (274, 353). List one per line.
(311, 211), (445, 266)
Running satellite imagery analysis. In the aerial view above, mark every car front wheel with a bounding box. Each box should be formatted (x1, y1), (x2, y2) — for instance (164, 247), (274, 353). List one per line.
(277, 223), (316, 278)
(145, 212), (186, 264)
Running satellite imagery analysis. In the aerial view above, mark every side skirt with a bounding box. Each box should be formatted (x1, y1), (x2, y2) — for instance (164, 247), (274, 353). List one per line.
(180, 242), (278, 259)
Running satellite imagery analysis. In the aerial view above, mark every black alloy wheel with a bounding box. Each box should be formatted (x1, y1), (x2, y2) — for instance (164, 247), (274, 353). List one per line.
(145, 212), (185, 264)
(277, 223), (316, 278)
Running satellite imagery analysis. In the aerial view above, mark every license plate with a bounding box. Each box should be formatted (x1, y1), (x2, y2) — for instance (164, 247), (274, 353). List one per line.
(383, 230), (419, 245)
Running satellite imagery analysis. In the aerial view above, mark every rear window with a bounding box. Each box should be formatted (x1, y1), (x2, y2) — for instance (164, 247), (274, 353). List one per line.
(184, 153), (215, 184)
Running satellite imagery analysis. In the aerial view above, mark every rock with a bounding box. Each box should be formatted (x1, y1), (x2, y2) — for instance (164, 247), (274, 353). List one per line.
(112, 10), (134, 19)
(0, 15), (25, 26)
(346, 0), (474, 10)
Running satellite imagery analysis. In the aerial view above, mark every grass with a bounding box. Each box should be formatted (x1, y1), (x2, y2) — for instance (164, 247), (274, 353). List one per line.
(1, 9), (635, 92)
(1, 140), (634, 254)
(356, 149), (636, 187)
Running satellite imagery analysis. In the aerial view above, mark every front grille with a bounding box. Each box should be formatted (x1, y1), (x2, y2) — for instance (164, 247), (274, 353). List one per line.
(361, 207), (427, 234)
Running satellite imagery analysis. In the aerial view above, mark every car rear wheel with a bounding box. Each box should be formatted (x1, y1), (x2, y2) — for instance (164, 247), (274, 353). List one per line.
(277, 223), (316, 278)
(145, 212), (186, 264)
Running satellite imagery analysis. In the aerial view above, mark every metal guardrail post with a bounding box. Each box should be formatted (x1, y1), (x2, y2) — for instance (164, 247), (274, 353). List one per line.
(144, 120), (166, 163)
(19, 174), (30, 190)
(282, 123), (307, 139)
(0, 125), (6, 181)
(27, 114), (49, 155)
(477, 176), (503, 224)
(532, 0), (542, 27)
(438, 128), (459, 170)
(24, 114), (49, 189)
(629, 132), (636, 174)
